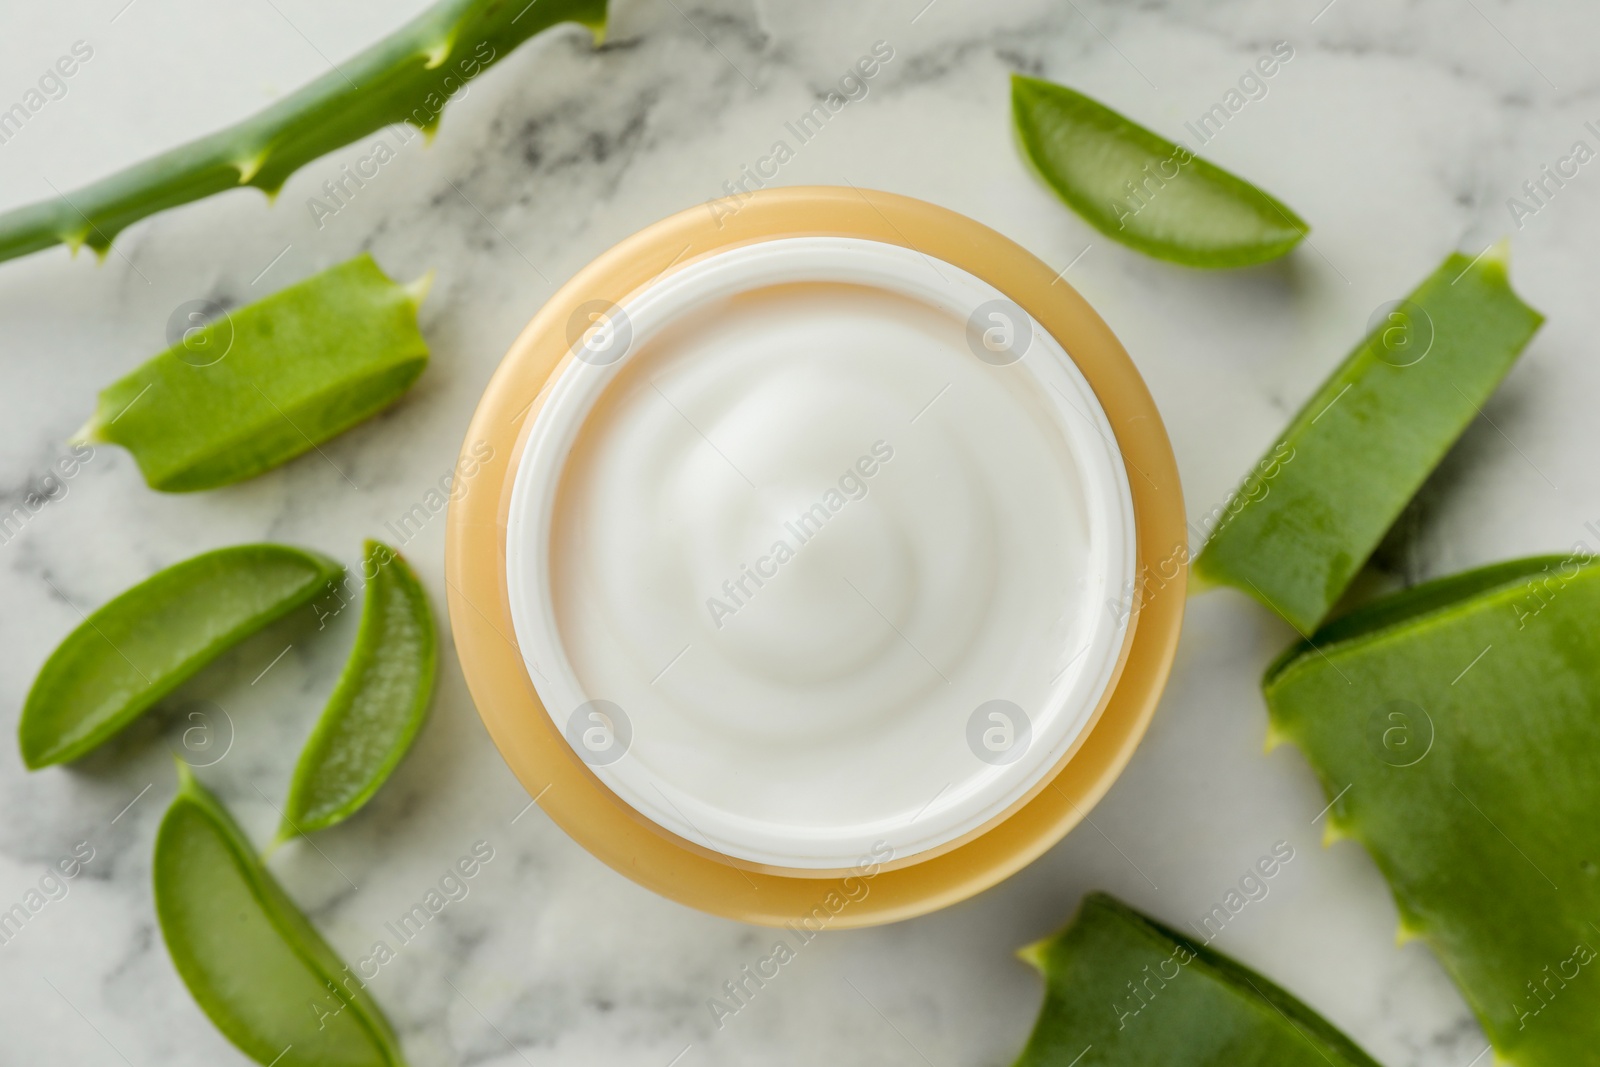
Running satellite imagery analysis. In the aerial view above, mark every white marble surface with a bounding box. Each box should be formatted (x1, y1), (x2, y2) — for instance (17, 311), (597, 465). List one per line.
(1, 0), (1594, 1063)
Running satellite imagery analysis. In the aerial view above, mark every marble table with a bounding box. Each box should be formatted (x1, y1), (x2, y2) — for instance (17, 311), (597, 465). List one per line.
(1, 0), (1591, 1063)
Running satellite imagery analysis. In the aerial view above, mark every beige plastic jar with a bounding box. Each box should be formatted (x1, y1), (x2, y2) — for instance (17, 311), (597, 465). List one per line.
(446, 187), (1185, 927)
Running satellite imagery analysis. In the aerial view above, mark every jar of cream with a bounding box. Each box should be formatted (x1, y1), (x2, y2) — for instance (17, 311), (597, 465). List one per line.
(446, 187), (1184, 927)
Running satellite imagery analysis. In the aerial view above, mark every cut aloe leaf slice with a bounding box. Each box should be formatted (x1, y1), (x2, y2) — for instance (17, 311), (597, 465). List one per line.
(1011, 75), (1308, 268)
(155, 764), (406, 1066)
(78, 254), (430, 493)
(279, 541), (437, 840)
(1193, 244), (1544, 634)
(20, 544), (342, 769)
(1265, 556), (1600, 1067)
(1015, 893), (1383, 1066)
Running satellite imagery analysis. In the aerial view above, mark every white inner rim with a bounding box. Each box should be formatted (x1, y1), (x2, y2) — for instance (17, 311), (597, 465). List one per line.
(506, 237), (1137, 869)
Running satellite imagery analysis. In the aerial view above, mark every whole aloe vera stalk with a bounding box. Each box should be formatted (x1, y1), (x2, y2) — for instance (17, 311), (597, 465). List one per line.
(1265, 555), (1600, 1067)
(0, 0), (607, 264)
(1016, 893), (1384, 1066)
(1192, 244), (1543, 634)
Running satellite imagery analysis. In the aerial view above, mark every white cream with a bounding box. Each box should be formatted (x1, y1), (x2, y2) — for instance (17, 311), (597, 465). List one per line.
(506, 238), (1136, 870)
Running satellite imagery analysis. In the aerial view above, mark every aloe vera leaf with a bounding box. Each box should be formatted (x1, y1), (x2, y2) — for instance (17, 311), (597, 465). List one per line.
(280, 541), (436, 840)
(20, 544), (342, 769)
(1011, 75), (1308, 268)
(1264, 556), (1600, 1067)
(1192, 244), (1544, 635)
(156, 763), (405, 1067)
(77, 254), (430, 493)
(0, 0), (607, 265)
(1015, 893), (1383, 1066)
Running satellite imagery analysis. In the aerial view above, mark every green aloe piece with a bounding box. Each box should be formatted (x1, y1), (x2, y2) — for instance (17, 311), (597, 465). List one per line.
(156, 763), (406, 1067)
(20, 544), (342, 769)
(0, 0), (608, 264)
(1265, 555), (1600, 1067)
(1015, 893), (1383, 1066)
(1193, 245), (1544, 634)
(78, 254), (430, 492)
(1011, 75), (1308, 268)
(280, 541), (436, 840)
